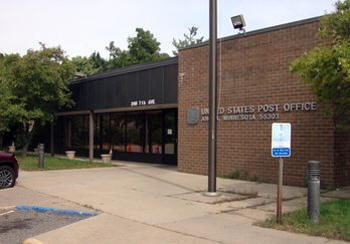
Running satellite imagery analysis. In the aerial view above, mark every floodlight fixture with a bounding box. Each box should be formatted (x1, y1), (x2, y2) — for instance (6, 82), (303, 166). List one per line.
(231, 14), (246, 31)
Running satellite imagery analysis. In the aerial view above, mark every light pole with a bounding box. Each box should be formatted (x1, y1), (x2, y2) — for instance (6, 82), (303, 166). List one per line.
(206, 0), (218, 196)
(205, 3), (246, 195)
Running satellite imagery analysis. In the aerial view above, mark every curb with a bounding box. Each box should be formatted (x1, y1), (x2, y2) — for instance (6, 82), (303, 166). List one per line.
(22, 238), (45, 244)
(16, 205), (98, 217)
(0, 205), (15, 210)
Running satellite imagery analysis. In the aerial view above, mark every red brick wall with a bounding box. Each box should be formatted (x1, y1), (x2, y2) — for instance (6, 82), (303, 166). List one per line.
(334, 131), (350, 187)
(178, 19), (348, 188)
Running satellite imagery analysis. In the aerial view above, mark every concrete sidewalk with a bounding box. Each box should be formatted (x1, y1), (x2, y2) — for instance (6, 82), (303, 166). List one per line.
(17, 163), (347, 244)
(29, 212), (344, 244)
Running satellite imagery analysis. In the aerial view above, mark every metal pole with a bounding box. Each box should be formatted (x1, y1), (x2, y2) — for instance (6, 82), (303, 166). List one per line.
(307, 161), (320, 224)
(276, 157), (283, 223)
(207, 0), (218, 195)
(38, 143), (45, 168)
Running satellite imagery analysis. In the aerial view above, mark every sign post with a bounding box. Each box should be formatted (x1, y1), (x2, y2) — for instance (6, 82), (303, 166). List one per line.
(277, 157), (283, 223)
(271, 123), (291, 224)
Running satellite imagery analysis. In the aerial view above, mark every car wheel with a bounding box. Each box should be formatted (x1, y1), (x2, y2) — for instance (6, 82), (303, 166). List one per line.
(0, 166), (16, 189)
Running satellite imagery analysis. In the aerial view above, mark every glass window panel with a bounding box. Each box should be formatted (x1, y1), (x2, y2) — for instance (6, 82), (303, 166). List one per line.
(110, 113), (126, 152)
(164, 110), (177, 155)
(147, 111), (162, 155)
(55, 116), (66, 154)
(64, 117), (72, 150)
(69, 115), (89, 153)
(94, 114), (101, 150)
(100, 114), (111, 151)
(126, 113), (145, 153)
(144, 117), (150, 154)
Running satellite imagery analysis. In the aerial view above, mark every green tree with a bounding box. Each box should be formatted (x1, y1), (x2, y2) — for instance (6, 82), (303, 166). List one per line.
(90, 51), (108, 72)
(172, 26), (205, 55)
(128, 28), (169, 64)
(104, 28), (169, 71)
(291, 0), (350, 130)
(70, 56), (97, 76)
(0, 66), (27, 149)
(72, 28), (169, 74)
(105, 41), (131, 70)
(0, 54), (26, 149)
(106, 41), (122, 60)
(71, 52), (107, 76)
(0, 44), (75, 155)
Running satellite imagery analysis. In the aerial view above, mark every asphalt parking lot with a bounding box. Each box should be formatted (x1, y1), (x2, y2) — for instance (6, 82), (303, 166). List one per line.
(0, 208), (89, 244)
(0, 185), (98, 244)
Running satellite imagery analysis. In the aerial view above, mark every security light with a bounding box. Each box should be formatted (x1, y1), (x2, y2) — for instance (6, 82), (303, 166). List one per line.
(231, 15), (246, 31)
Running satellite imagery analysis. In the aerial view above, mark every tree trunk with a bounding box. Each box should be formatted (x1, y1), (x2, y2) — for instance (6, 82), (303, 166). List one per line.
(21, 121), (36, 157)
(22, 142), (29, 157)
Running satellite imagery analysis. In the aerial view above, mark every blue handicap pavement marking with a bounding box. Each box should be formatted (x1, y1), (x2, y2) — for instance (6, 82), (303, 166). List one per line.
(16, 205), (98, 217)
(272, 148), (290, 157)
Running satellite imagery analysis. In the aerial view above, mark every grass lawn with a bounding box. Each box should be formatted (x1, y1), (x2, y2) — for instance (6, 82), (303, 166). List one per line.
(17, 154), (115, 171)
(257, 199), (350, 242)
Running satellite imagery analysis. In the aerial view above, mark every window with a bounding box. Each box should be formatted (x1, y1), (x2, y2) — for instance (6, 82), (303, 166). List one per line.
(110, 113), (126, 152)
(126, 113), (145, 153)
(146, 111), (162, 154)
(67, 115), (89, 152)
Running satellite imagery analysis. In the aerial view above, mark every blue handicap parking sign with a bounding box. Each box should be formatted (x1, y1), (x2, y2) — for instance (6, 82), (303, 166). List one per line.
(271, 123), (291, 158)
(272, 148), (290, 157)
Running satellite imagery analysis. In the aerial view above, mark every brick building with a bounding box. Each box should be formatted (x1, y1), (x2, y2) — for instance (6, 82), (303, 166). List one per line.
(178, 17), (349, 188)
(33, 16), (349, 188)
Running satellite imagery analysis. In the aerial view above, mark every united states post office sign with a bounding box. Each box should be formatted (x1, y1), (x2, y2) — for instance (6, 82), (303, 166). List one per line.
(199, 102), (317, 122)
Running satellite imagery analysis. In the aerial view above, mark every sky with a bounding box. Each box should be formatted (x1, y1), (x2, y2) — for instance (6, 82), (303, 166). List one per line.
(0, 0), (338, 58)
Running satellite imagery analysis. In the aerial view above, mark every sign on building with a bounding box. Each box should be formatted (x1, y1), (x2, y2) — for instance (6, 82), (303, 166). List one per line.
(187, 107), (200, 125)
(271, 123), (291, 157)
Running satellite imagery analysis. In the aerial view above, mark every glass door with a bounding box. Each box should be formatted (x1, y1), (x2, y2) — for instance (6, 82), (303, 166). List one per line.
(163, 110), (177, 165)
(146, 111), (163, 155)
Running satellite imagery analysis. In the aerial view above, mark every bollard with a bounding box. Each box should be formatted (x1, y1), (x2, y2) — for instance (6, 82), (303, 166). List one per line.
(38, 144), (45, 168)
(307, 160), (320, 224)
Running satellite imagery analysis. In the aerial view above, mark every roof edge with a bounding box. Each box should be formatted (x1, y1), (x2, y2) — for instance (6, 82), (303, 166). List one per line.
(70, 56), (178, 85)
(180, 16), (322, 52)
